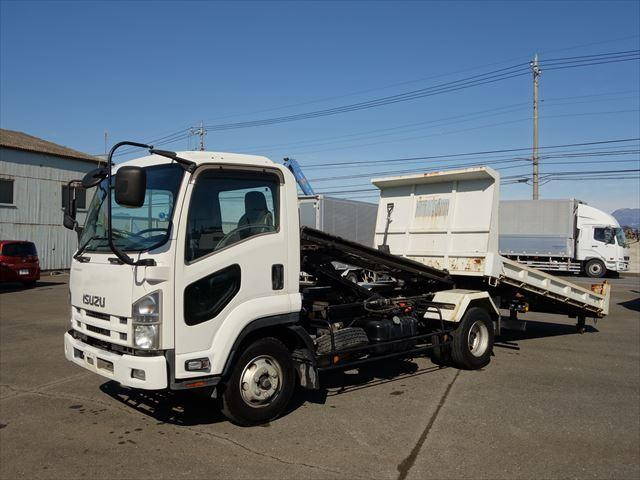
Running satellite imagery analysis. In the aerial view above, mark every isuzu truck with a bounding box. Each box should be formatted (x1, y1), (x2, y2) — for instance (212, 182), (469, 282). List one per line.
(62, 143), (610, 425)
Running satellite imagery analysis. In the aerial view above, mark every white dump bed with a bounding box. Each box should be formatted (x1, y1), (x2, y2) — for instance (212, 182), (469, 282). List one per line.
(371, 167), (610, 316)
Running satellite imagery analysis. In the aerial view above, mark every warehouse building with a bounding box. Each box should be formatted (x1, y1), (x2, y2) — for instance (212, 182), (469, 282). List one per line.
(0, 129), (101, 270)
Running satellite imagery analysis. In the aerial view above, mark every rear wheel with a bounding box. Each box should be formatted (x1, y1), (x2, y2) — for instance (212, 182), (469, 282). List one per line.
(450, 307), (494, 370)
(585, 259), (606, 278)
(221, 337), (295, 426)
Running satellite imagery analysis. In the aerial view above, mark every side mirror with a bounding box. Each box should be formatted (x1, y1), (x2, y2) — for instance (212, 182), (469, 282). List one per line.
(63, 208), (76, 230)
(63, 183), (78, 231)
(115, 166), (146, 207)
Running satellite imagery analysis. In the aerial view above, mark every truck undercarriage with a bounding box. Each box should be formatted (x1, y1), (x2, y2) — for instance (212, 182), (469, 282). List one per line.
(294, 227), (483, 382)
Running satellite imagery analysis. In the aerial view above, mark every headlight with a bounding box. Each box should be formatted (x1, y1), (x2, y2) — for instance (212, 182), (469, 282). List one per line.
(132, 291), (161, 349)
(134, 325), (159, 349)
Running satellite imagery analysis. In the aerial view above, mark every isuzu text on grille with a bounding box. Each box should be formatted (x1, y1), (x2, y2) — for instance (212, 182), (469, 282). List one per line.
(82, 294), (105, 308)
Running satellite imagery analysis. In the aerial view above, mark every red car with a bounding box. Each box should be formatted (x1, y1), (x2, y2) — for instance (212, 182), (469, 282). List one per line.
(0, 241), (40, 287)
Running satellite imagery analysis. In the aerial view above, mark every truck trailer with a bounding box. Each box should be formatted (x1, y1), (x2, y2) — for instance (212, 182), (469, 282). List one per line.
(61, 145), (610, 426)
(498, 199), (630, 278)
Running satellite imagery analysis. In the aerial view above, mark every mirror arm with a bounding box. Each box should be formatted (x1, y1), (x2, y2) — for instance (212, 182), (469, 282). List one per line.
(106, 141), (155, 267)
(149, 149), (197, 172)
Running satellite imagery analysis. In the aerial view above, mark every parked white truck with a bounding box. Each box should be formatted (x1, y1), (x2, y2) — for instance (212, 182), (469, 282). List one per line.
(499, 199), (630, 278)
(62, 144), (610, 425)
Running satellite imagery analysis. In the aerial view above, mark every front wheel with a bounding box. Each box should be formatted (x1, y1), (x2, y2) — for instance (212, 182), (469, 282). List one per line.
(450, 307), (494, 370)
(221, 337), (295, 426)
(585, 259), (606, 278)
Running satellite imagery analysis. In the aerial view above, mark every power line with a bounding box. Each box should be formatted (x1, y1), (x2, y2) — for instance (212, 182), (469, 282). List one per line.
(193, 34), (638, 125)
(288, 108), (639, 157)
(201, 66), (531, 132)
(300, 137), (640, 169)
(111, 48), (639, 156)
(308, 147), (640, 183)
(230, 92), (638, 155)
(314, 154), (640, 192)
(197, 50), (637, 132)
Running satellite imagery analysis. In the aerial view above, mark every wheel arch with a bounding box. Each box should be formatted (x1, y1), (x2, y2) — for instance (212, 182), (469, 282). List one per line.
(221, 314), (311, 379)
(424, 289), (499, 324)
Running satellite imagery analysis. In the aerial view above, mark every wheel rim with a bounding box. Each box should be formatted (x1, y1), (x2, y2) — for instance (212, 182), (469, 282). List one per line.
(239, 355), (283, 408)
(589, 262), (603, 276)
(467, 321), (489, 357)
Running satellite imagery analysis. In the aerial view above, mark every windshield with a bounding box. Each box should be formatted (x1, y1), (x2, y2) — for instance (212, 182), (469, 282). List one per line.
(79, 163), (184, 253)
(614, 228), (628, 247)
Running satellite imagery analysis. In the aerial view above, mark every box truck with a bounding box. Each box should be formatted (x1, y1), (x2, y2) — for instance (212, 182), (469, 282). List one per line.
(499, 199), (630, 277)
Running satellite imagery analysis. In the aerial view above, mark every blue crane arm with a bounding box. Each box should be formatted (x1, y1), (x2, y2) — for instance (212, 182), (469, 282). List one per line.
(284, 157), (315, 196)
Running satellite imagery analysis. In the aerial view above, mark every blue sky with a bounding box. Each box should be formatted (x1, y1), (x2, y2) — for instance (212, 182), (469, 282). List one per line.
(1, 1), (639, 212)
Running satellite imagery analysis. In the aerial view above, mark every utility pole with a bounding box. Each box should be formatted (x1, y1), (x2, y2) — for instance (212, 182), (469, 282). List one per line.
(104, 131), (108, 155)
(190, 121), (207, 151)
(531, 54), (541, 199)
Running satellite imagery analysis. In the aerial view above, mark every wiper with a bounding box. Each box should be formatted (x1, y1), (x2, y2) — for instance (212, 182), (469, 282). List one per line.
(74, 235), (107, 259)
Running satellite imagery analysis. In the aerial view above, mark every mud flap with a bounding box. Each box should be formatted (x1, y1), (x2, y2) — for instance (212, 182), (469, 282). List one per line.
(292, 348), (319, 390)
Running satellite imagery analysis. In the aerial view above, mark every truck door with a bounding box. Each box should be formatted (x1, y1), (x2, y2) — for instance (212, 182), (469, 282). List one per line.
(173, 166), (293, 379)
(580, 225), (617, 265)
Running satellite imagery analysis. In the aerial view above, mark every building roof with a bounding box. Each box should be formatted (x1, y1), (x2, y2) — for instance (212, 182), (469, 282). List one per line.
(0, 129), (101, 164)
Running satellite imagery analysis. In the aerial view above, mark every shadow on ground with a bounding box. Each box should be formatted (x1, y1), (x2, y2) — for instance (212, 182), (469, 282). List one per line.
(99, 381), (226, 426)
(100, 359), (446, 426)
(497, 319), (598, 344)
(618, 297), (639, 312)
(0, 280), (67, 294)
(99, 319), (603, 426)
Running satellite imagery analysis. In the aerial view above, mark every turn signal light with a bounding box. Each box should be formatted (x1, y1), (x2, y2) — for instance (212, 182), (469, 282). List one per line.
(185, 358), (211, 372)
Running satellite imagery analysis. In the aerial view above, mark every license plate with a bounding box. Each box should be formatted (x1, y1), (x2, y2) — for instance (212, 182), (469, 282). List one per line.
(19, 269), (29, 275)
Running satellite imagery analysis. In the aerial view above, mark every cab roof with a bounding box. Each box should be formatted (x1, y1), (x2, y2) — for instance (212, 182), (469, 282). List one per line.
(117, 150), (275, 169)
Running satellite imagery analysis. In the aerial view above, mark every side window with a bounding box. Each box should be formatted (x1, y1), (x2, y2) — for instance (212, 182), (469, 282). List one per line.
(593, 228), (614, 244)
(185, 170), (280, 262)
(184, 264), (241, 325)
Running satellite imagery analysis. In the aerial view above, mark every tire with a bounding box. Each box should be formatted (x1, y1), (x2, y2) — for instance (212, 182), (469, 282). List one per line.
(585, 259), (606, 278)
(450, 307), (494, 370)
(22, 281), (36, 288)
(221, 337), (295, 426)
(315, 327), (369, 354)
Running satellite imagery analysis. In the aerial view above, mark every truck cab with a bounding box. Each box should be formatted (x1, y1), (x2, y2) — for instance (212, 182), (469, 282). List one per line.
(576, 204), (630, 277)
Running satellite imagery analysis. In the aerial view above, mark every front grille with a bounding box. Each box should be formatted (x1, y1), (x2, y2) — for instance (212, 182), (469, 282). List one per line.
(86, 324), (110, 337)
(86, 310), (110, 321)
(71, 330), (158, 357)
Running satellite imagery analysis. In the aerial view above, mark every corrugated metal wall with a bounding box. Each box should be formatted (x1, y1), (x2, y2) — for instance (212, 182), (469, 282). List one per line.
(0, 148), (97, 270)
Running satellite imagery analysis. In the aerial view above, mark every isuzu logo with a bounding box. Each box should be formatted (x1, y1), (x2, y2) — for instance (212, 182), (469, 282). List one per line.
(83, 294), (105, 308)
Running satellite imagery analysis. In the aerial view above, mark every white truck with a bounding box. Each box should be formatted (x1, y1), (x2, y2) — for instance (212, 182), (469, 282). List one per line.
(61, 144), (610, 426)
(499, 199), (630, 278)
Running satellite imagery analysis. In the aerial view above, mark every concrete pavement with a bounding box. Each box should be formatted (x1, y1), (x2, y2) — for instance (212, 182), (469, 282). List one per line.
(1, 274), (638, 479)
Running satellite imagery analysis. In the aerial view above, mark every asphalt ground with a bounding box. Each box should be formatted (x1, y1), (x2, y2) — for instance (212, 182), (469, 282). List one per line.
(0, 274), (638, 479)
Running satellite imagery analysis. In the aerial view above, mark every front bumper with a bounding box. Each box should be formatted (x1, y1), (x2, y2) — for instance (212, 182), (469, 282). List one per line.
(64, 331), (168, 390)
